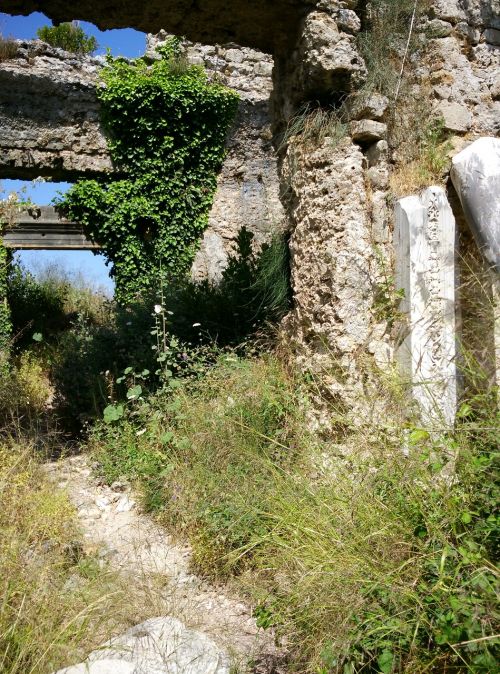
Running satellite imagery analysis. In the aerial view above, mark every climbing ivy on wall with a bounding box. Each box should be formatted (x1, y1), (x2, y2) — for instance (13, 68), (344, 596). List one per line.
(59, 39), (239, 303)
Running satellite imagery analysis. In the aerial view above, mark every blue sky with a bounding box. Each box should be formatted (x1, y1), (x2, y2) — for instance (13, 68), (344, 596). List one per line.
(1, 12), (147, 294)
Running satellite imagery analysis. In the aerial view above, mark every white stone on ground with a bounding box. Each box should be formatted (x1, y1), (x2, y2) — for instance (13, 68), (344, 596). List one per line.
(54, 617), (230, 674)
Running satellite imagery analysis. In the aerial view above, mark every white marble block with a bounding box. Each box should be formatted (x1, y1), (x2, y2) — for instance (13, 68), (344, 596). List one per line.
(450, 137), (500, 271)
(395, 187), (457, 427)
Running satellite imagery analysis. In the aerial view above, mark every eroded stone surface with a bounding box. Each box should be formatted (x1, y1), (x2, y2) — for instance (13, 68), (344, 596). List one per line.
(0, 41), (111, 180)
(423, 4), (500, 135)
(282, 136), (392, 421)
(1, 0), (314, 53)
(395, 187), (457, 427)
(350, 120), (387, 143)
(450, 136), (500, 270)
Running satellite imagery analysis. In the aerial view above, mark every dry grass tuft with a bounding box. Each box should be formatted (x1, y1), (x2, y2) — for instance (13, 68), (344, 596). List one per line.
(0, 34), (17, 62)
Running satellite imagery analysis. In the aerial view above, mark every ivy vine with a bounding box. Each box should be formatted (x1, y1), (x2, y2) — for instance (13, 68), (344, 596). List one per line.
(59, 39), (239, 303)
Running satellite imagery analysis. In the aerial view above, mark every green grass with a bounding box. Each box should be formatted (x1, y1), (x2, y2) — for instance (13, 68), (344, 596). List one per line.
(91, 353), (499, 673)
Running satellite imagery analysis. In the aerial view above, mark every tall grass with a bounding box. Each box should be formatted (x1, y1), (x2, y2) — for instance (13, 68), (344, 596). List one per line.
(0, 34), (17, 62)
(91, 352), (499, 673)
(0, 440), (148, 673)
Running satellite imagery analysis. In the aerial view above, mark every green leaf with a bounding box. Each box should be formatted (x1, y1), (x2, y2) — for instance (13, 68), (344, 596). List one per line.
(409, 428), (430, 444)
(103, 404), (124, 424)
(456, 403), (472, 419)
(32, 332), (43, 342)
(126, 385), (142, 400)
(377, 650), (394, 673)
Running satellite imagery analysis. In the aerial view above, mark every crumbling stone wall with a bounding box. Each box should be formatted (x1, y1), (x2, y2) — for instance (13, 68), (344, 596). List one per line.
(423, 0), (499, 135)
(2, 0), (498, 423)
(0, 41), (111, 179)
(0, 37), (284, 282)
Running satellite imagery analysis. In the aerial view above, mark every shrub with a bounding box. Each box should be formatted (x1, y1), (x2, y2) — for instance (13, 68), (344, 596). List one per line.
(36, 22), (98, 55)
(163, 227), (291, 346)
(7, 263), (68, 347)
(390, 116), (453, 197)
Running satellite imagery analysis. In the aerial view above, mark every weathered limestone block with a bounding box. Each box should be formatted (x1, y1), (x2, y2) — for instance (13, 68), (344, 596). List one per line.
(432, 0), (500, 29)
(450, 136), (500, 270)
(350, 120), (387, 143)
(297, 11), (366, 99)
(423, 12), (500, 135)
(54, 617), (230, 674)
(283, 136), (391, 419)
(0, 41), (112, 180)
(274, 8), (366, 122)
(344, 93), (389, 122)
(437, 100), (472, 133)
(395, 187), (457, 427)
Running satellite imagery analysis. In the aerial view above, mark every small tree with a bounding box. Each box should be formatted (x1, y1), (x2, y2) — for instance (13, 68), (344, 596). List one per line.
(36, 22), (98, 55)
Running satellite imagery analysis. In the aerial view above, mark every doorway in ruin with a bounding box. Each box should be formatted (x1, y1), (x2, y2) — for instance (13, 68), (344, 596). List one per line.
(1, 179), (113, 296)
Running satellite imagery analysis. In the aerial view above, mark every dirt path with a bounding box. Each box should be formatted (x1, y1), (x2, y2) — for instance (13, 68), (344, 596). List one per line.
(44, 454), (283, 673)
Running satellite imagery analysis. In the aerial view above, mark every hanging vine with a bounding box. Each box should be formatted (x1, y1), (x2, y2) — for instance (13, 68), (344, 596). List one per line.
(59, 39), (239, 303)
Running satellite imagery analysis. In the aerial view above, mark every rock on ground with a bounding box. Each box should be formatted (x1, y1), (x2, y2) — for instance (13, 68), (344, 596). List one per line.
(54, 617), (230, 674)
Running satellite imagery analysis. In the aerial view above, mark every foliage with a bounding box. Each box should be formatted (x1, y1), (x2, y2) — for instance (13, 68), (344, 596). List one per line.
(163, 227), (291, 346)
(280, 104), (347, 152)
(26, 228), (287, 428)
(353, 0), (440, 194)
(7, 263), (67, 347)
(356, 0), (428, 99)
(7, 261), (109, 349)
(390, 117), (453, 196)
(0, 244), (11, 370)
(59, 40), (239, 303)
(1, 185), (39, 368)
(92, 353), (499, 673)
(36, 22), (98, 55)
(0, 33), (17, 61)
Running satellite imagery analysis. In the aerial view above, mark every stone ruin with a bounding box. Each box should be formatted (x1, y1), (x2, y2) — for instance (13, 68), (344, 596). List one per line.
(1, 0), (499, 428)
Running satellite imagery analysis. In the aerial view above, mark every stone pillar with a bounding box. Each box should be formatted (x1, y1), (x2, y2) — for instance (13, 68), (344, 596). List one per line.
(450, 136), (500, 392)
(450, 137), (500, 271)
(395, 187), (457, 427)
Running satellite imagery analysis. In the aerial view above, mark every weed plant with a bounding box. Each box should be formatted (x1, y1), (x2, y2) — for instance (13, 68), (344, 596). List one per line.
(36, 22), (97, 55)
(0, 33), (17, 61)
(91, 352), (499, 673)
(280, 104), (347, 153)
